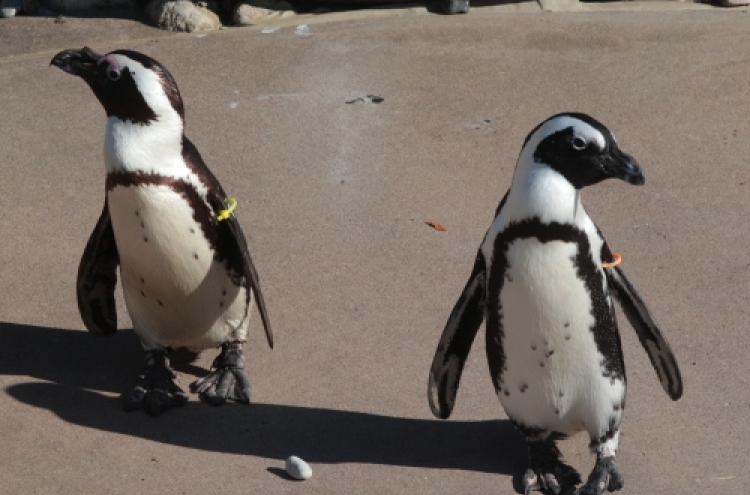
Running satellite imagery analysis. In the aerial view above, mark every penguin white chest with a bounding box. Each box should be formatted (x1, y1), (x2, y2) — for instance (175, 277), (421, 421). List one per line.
(493, 238), (624, 436)
(107, 184), (248, 350)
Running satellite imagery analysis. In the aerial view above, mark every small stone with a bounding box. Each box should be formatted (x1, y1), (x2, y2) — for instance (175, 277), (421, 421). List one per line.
(285, 456), (312, 480)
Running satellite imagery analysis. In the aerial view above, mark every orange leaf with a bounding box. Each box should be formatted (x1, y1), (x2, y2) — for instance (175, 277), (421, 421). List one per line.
(426, 221), (447, 232)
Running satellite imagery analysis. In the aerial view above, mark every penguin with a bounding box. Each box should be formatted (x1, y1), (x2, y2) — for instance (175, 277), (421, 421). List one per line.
(427, 113), (682, 495)
(51, 47), (274, 416)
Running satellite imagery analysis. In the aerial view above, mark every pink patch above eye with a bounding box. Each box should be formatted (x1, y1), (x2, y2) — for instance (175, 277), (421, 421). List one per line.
(97, 55), (122, 72)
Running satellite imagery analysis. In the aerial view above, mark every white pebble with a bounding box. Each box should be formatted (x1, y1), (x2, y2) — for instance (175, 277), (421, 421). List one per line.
(285, 456), (312, 480)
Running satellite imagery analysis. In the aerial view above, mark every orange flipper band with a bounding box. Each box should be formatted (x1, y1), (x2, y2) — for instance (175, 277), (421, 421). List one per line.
(602, 253), (622, 269)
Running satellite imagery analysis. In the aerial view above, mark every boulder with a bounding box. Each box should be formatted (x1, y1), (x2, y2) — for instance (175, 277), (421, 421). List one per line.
(144, 0), (221, 32)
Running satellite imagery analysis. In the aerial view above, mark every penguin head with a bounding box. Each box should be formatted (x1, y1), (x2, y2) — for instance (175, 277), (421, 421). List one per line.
(518, 113), (644, 189)
(51, 47), (184, 126)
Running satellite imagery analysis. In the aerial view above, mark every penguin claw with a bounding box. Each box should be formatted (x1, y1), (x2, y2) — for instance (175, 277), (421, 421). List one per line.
(122, 351), (188, 416)
(544, 473), (563, 495)
(575, 456), (624, 495)
(523, 437), (581, 495)
(191, 368), (251, 406)
(523, 469), (541, 494)
(190, 342), (252, 406)
(522, 468), (574, 495)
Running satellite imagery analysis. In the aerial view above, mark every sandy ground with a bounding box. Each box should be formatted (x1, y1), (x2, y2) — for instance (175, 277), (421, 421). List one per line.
(1, 5), (749, 495)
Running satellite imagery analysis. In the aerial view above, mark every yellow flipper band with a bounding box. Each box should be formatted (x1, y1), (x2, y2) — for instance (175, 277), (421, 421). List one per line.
(602, 253), (622, 269)
(216, 198), (238, 221)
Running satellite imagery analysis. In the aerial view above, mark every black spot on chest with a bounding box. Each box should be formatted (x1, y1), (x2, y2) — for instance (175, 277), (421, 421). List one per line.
(105, 171), (246, 288)
(485, 218), (625, 392)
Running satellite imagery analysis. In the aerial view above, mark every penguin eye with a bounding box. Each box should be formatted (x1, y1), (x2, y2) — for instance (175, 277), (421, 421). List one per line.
(571, 136), (587, 151)
(106, 67), (122, 81)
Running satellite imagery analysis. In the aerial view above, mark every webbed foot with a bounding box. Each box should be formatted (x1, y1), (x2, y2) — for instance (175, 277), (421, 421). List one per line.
(523, 436), (581, 495)
(122, 350), (188, 416)
(190, 341), (251, 406)
(575, 456), (624, 495)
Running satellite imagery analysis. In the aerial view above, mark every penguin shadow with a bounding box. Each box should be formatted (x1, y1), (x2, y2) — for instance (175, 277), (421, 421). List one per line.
(1, 322), (526, 478)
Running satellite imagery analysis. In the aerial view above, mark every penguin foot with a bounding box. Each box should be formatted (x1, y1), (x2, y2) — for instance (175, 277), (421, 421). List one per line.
(575, 456), (624, 495)
(523, 437), (581, 495)
(190, 341), (251, 406)
(122, 350), (188, 416)
(523, 464), (581, 495)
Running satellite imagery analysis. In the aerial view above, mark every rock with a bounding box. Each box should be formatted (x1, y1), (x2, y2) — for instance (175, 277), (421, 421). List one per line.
(144, 0), (220, 32)
(232, 0), (293, 26)
(1, 0), (21, 17)
(440, 0), (468, 14)
(194, 0), (217, 11)
(285, 456), (312, 480)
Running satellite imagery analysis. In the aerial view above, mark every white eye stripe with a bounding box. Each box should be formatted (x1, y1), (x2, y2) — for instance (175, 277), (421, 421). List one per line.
(536, 116), (606, 148)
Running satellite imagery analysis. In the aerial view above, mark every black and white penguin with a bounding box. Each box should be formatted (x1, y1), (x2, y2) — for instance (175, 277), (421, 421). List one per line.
(428, 113), (682, 495)
(51, 47), (274, 416)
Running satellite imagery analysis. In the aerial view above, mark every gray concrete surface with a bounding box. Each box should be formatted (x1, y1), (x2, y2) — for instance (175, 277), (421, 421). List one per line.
(1, 7), (749, 495)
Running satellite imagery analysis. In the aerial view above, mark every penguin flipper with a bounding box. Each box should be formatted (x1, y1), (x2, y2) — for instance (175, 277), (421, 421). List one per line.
(428, 251), (487, 419)
(182, 138), (274, 348)
(211, 194), (274, 349)
(605, 265), (683, 400)
(77, 200), (119, 336)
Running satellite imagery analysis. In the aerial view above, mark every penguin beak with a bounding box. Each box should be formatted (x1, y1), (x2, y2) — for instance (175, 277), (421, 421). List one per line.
(602, 145), (645, 186)
(51, 47), (103, 80)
